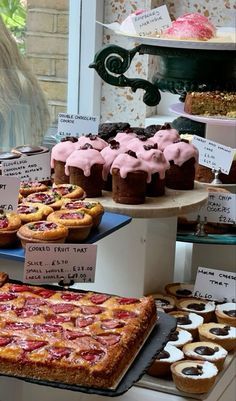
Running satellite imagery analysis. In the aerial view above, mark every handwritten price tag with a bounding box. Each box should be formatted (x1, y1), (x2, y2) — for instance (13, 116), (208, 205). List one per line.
(24, 244), (97, 284)
(0, 176), (20, 211)
(131, 5), (171, 35)
(56, 113), (99, 141)
(199, 191), (236, 224)
(192, 135), (234, 174)
(1, 153), (51, 182)
(194, 267), (236, 302)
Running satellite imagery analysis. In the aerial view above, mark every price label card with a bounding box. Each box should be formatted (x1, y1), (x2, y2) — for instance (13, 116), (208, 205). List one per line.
(0, 176), (20, 211)
(24, 244), (97, 284)
(192, 135), (234, 174)
(56, 113), (99, 141)
(199, 191), (236, 225)
(1, 153), (51, 182)
(193, 267), (236, 302)
(131, 5), (171, 35)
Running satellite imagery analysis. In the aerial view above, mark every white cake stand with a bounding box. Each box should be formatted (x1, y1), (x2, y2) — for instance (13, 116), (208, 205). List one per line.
(170, 103), (236, 148)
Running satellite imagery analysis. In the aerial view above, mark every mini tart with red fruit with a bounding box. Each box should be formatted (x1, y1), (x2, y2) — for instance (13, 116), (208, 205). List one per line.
(23, 191), (63, 210)
(51, 183), (85, 200)
(61, 199), (104, 227)
(0, 210), (21, 247)
(19, 181), (49, 197)
(17, 220), (68, 248)
(47, 210), (93, 241)
(17, 203), (53, 223)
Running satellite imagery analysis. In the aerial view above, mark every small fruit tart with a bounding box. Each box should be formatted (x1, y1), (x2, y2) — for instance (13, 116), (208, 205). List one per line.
(47, 210), (93, 242)
(17, 221), (68, 248)
(51, 183), (85, 199)
(17, 203), (53, 223)
(61, 199), (104, 227)
(0, 210), (21, 247)
(23, 191), (63, 210)
(19, 181), (49, 197)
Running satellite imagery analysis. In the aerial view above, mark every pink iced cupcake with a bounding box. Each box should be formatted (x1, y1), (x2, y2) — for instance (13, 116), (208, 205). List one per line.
(112, 130), (137, 146)
(76, 133), (108, 151)
(101, 140), (126, 191)
(152, 123), (180, 151)
(51, 137), (78, 184)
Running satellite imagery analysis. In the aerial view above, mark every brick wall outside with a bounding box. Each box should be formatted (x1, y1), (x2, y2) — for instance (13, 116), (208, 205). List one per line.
(26, 0), (69, 124)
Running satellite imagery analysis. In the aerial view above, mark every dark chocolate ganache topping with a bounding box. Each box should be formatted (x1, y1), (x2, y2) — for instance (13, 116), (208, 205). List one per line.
(81, 143), (93, 150)
(126, 150), (137, 158)
(210, 326), (230, 336)
(176, 315), (192, 325)
(156, 350), (170, 360)
(169, 330), (179, 341)
(159, 123), (172, 130)
(194, 346), (219, 356)
(144, 143), (158, 151)
(182, 365), (203, 376)
(187, 302), (206, 311)
(109, 140), (120, 150)
(223, 309), (236, 318)
(176, 288), (192, 297)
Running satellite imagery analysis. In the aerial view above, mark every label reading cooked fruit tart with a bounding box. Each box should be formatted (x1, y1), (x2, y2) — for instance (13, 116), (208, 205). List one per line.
(24, 244), (97, 284)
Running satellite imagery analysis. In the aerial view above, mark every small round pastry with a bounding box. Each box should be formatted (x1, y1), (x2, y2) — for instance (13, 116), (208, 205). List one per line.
(169, 311), (204, 340)
(215, 303), (236, 327)
(147, 344), (184, 378)
(0, 210), (21, 247)
(149, 293), (176, 312)
(51, 184), (85, 200)
(12, 145), (49, 156)
(19, 181), (49, 197)
(176, 298), (215, 322)
(198, 323), (236, 351)
(171, 360), (218, 394)
(23, 191), (63, 210)
(167, 328), (193, 349)
(165, 282), (194, 298)
(17, 203), (53, 223)
(61, 199), (104, 227)
(17, 221), (68, 248)
(183, 341), (228, 371)
(47, 210), (93, 242)
(51, 137), (78, 184)
(76, 133), (108, 151)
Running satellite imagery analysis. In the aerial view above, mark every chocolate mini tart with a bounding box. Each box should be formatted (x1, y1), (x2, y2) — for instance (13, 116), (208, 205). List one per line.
(147, 344), (184, 378)
(215, 303), (236, 327)
(165, 282), (194, 298)
(169, 311), (204, 340)
(167, 328), (193, 349)
(149, 293), (176, 312)
(176, 298), (215, 322)
(198, 322), (236, 351)
(183, 341), (228, 371)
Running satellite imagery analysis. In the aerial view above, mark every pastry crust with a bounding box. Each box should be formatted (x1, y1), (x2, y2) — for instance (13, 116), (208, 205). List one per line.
(0, 278), (157, 389)
(47, 210), (93, 242)
(19, 181), (49, 197)
(183, 341), (228, 371)
(61, 199), (104, 227)
(52, 184), (85, 200)
(17, 203), (53, 223)
(198, 323), (236, 351)
(0, 211), (21, 247)
(17, 221), (68, 248)
(23, 191), (63, 210)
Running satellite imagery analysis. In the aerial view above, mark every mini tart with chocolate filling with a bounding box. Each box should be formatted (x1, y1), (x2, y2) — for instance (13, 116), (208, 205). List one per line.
(23, 191), (63, 210)
(47, 210), (93, 242)
(147, 344), (184, 377)
(198, 323), (236, 351)
(167, 328), (193, 349)
(183, 341), (228, 371)
(149, 293), (176, 312)
(171, 360), (218, 394)
(169, 311), (204, 340)
(17, 203), (53, 223)
(61, 199), (104, 227)
(215, 303), (236, 327)
(0, 210), (21, 247)
(17, 221), (68, 248)
(19, 181), (49, 197)
(51, 184), (85, 200)
(165, 282), (194, 298)
(176, 298), (215, 322)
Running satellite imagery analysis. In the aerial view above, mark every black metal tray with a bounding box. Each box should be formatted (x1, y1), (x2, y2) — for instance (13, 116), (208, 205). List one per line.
(0, 279), (176, 397)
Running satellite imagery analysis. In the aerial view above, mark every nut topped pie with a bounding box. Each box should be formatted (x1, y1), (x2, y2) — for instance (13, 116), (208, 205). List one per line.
(0, 275), (157, 389)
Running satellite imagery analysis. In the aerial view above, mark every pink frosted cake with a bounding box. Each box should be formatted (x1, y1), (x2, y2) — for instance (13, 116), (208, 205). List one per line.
(51, 137), (78, 184)
(152, 123), (180, 151)
(101, 140), (126, 191)
(162, 13), (216, 41)
(76, 134), (108, 151)
(163, 140), (199, 190)
(65, 146), (105, 197)
(112, 130), (137, 146)
(125, 136), (155, 154)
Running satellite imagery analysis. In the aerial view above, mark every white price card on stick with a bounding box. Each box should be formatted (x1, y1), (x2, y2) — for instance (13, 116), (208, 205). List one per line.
(24, 243), (97, 284)
(193, 267), (236, 303)
(56, 113), (99, 141)
(0, 176), (20, 211)
(131, 5), (171, 35)
(1, 152), (51, 182)
(199, 191), (236, 225)
(192, 135), (234, 174)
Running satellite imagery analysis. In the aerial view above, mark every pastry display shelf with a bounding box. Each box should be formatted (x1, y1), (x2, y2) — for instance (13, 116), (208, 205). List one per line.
(177, 230), (236, 245)
(169, 103), (236, 149)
